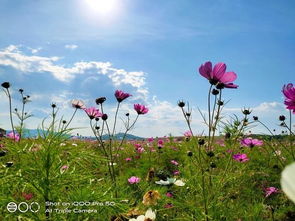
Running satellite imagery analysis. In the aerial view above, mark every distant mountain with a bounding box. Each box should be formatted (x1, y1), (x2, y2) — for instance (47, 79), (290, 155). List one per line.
(101, 133), (145, 140)
(5, 129), (144, 140)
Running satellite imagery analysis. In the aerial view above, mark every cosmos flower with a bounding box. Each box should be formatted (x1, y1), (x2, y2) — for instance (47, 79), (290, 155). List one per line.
(7, 131), (20, 142)
(158, 139), (164, 148)
(184, 131), (192, 137)
(125, 157), (132, 162)
(129, 208), (156, 221)
(282, 83), (295, 113)
(147, 137), (154, 142)
(173, 170), (180, 175)
(128, 176), (141, 184)
(233, 153), (249, 162)
(240, 138), (263, 148)
(84, 107), (103, 119)
(166, 192), (173, 198)
(71, 99), (86, 109)
(115, 90), (132, 102)
(264, 187), (279, 197)
(134, 104), (149, 115)
(171, 160), (179, 166)
(281, 162), (295, 203)
(155, 178), (185, 186)
(199, 61), (238, 89)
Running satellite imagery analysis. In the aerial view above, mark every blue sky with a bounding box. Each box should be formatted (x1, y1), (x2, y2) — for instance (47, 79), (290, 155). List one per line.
(0, 0), (294, 137)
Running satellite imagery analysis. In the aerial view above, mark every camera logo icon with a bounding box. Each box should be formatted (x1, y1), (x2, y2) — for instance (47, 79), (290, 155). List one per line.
(7, 202), (40, 213)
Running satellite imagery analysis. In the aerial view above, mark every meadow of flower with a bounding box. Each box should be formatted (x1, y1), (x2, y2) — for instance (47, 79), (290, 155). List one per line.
(0, 62), (294, 221)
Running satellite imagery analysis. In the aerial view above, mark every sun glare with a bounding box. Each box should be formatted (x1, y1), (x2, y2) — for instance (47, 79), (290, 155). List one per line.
(85, 0), (118, 17)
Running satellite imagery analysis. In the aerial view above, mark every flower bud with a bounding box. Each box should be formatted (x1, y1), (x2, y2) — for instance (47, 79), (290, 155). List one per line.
(1, 82), (10, 89)
(177, 100), (185, 108)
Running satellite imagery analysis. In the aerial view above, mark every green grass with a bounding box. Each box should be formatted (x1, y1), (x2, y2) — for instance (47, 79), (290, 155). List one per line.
(0, 136), (294, 221)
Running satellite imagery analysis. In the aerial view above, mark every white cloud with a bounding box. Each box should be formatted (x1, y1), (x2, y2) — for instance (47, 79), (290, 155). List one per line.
(27, 47), (42, 54)
(0, 45), (148, 99)
(65, 44), (78, 50)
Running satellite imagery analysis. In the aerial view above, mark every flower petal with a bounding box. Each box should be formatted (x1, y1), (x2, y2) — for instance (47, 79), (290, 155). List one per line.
(212, 62), (226, 80)
(199, 61), (212, 79)
(174, 180), (185, 186)
(281, 162), (295, 203)
(145, 208), (156, 220)
(219, 72), (237, 83)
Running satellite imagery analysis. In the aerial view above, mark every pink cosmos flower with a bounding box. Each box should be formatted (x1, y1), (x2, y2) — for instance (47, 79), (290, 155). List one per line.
(147, 137), (154, 142)
(125, 157), (132, 162)
(184, 131), (192, 137)
(282, 83), (295, 113)
(84, 107), (103, 119)
(136, 147), (145, 154)
(7, 131), (20, 142)
(158, 139), (164, 147)
(240, 138), (263, 148)
(71, 99), (86, 109)
(128, 176), (140, 184)
(199, 61), (238, 89)
(265, 187), (279, 197)
(171, 160), (179, 166)
(233, 153), (249, 162)
(166, 192), (173, 198)
(134, 104), (149, 115)
(173, 170), (180, 175)
(115, 90), (132, 103)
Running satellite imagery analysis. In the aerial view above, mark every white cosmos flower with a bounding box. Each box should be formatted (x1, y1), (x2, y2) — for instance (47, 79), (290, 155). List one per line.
(281, 162), (295, 203)
(155, 178), (185, 186)
(129, 208), (156, 221)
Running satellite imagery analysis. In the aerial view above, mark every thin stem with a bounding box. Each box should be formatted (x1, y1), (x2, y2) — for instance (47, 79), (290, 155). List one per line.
(19, 93), (25, 141)
(211, 89), (223, 147)
(6, 89), (15, 136)
(258, 120), (294, 160)
(112, 102), (120, 136)
(207, 85), (213, 143)
(65, 108), (78, 130)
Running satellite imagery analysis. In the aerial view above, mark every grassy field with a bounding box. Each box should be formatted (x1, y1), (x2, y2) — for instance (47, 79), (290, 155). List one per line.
(1, 131), (294, 220)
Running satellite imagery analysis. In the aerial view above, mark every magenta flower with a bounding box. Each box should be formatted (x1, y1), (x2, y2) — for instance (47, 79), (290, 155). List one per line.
(7, 131), (20, 142)
(265, 187), (279, 197)
(184, 131), (192, 137)
(282, 83), (295, 113)
(125, 157), (132, 162)
(173, 170), (180, 175)
(171, 160), (179, 166)
(147, 137), (154, 142)
(115, 90), (132, 102)
(134, 104), (149, 115)
(136, 147), (145, 154)
(158, 139), (164, 147)
(84, 107), (103, 119)
(166, 192), (173, 198)
(199, 61), (238, 89)
(240, 138), (263, 148)
(128, 176), (140, 184)
(233, 153), (249, 162)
